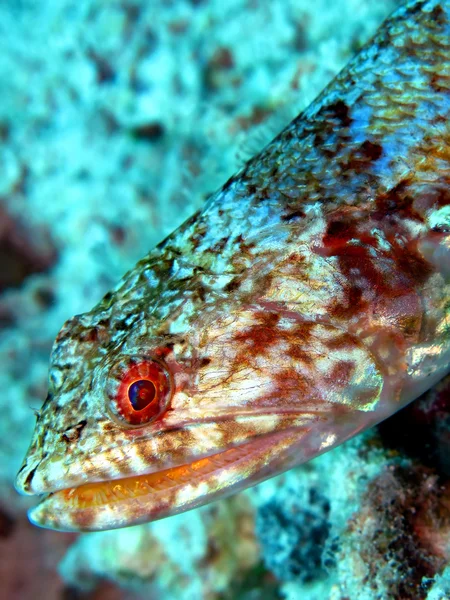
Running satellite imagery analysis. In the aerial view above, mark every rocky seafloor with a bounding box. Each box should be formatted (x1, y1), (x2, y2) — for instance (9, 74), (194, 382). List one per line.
(1, 0), (449, 599)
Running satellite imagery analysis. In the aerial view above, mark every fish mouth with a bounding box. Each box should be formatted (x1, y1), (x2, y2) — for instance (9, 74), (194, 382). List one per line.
(27, 427), (304, 532)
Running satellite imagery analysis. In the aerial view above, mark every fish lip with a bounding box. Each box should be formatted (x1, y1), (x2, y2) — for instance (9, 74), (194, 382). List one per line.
(28, 439), (252, 496)
(27, 427), (305, 532)
(18, 409), (320, 497)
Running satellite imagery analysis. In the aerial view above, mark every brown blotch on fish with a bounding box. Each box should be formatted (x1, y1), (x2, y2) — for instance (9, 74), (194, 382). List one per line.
(393, 242), (433, 286)
(430, 3), (446, 24)
(233, 312), (281, 356)
(429, 72), (450, 94)
(343, 140), (383, 172)
(374, 179), (421, 219)
(195, 284), (207, 302)
(286, 344), (315, 366)
(210, 236), (230, 254)
(79, 325), (110, 345)
(327, 360), (357, 388)
(425, 184), (450, 208)
(224, 278), (242, 293)
(326, 100), (353, 127)
(325, 332), (362, 351)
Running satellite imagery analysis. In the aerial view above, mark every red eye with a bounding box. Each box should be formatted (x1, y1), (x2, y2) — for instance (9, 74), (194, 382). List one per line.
(107, 358), (172, 426)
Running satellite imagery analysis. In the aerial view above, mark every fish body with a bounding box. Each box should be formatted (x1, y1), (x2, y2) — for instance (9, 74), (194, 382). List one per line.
(16, 0), (450, 531)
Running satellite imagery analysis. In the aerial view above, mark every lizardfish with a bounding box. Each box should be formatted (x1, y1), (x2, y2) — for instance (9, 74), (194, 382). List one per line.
(15, 0), (450, 531)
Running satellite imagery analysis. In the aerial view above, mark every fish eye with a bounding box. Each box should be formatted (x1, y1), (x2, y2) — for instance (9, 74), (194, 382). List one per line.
(128, 379), (156, 410)
(106, 357), (172, 426)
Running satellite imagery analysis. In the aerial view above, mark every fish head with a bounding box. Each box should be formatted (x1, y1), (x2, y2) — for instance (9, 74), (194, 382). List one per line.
(14, 262), (386, 532)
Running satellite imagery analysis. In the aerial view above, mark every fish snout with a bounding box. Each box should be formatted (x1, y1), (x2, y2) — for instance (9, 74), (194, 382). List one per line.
(15, 457), (42, 495)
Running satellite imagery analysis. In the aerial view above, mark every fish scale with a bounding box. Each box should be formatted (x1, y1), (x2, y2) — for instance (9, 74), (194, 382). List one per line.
(15, 0), (450, 532)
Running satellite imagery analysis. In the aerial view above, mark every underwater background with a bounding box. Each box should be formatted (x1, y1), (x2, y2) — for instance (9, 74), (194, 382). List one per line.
(1, 0), (450, 598)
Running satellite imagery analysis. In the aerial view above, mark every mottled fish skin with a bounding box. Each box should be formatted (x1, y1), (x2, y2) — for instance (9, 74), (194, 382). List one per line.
(16, 0), (450, 531)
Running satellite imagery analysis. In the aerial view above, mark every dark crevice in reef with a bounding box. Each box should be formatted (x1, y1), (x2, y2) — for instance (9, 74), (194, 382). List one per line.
(128, 121), (166, 142)
(0, 204), (57, 293)
(378, 373), (450, 477)
(61, 581), (130, 600)
(256, 486), (332, 584)
(0, 506), (16, 538)
(218, 562), (282, 600)
(371, 375), (450, 597)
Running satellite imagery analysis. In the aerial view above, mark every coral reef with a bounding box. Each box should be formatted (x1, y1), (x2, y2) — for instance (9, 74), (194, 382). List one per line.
(2, 0), (450, 598)
(0, 504), (76, 600)
(256, 483), (331, 583)
(427, 566), (450, 600)
(337, 464), (450, 599)
(59, 495), (260, 600)
(379, 370), (450, 477)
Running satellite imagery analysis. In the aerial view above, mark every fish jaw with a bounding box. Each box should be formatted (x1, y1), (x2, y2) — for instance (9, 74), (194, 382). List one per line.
(15, 408), (314, 497)
(22, 378), (427, 533)
(24, 402), (387, 532)
(27, 429), (302, 532)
